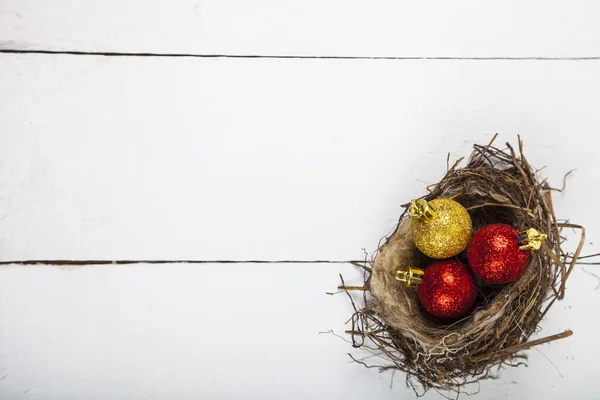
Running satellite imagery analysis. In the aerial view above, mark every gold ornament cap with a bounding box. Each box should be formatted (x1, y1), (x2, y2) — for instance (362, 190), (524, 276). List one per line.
(517, 228), (547, 251)
(408, 199), (435, 222)
(395, 266), (425, 288)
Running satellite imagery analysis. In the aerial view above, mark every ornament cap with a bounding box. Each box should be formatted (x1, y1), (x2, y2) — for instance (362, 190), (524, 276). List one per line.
(408, 199), (435, 222)
(517, 228), (547, 251)
(395, 266), (425, 288)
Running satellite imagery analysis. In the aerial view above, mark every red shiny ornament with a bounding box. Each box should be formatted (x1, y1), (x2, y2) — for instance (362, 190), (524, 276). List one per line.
(417, 260), (477, 319)
(467, 223), (530, 284)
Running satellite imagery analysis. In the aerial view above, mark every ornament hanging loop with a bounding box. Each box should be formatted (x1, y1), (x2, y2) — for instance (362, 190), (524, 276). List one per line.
(408, 199), (435, 222)
(517, 228), (547, 251)
(395, 266), (425, 288)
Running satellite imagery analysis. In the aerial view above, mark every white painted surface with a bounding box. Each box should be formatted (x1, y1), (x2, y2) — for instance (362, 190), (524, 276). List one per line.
(1, 2), (600, 398)
(0, 263), (598, 400)
(1, 54), (599, 261)
(0, 1), (599, 57)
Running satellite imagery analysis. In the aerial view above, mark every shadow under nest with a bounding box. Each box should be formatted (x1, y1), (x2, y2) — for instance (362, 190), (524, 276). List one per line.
(339, 136), (584, 396)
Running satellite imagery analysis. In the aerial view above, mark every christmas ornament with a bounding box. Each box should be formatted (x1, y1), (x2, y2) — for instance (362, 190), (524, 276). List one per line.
(467, 223), (547, 284)
(408, 198), (472, 259)
(397, 260), (477, 319)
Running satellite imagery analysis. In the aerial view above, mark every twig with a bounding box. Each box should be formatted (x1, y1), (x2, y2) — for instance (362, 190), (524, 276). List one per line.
(569, 252), (600, 260)
(492, 330), (573, 356)
(466, 203), (532, 212)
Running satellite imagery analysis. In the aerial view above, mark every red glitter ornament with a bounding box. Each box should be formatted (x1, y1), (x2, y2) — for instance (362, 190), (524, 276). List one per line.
(467, 223), (530, 284)
(417, 260), (477, 319)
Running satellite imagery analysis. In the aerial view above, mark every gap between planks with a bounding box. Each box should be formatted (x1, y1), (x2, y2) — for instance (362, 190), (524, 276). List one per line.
(1, 49), (600, 61)
(0, 260), (366, 266)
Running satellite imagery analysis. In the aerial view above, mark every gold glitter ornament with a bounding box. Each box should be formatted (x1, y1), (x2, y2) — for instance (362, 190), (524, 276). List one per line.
(409, 198), (472, 259)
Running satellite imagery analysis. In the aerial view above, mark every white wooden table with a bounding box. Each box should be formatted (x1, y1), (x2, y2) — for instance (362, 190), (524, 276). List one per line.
(1, 2), (600, 399)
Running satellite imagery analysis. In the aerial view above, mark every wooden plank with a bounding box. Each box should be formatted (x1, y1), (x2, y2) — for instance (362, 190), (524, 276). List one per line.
(1, 1), (599, 58)
(0, 262), (596, 399)
(1, 54), (599, 261)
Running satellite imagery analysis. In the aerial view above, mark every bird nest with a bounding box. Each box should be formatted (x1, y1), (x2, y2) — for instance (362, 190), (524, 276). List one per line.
(339, 136), (584, 395)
